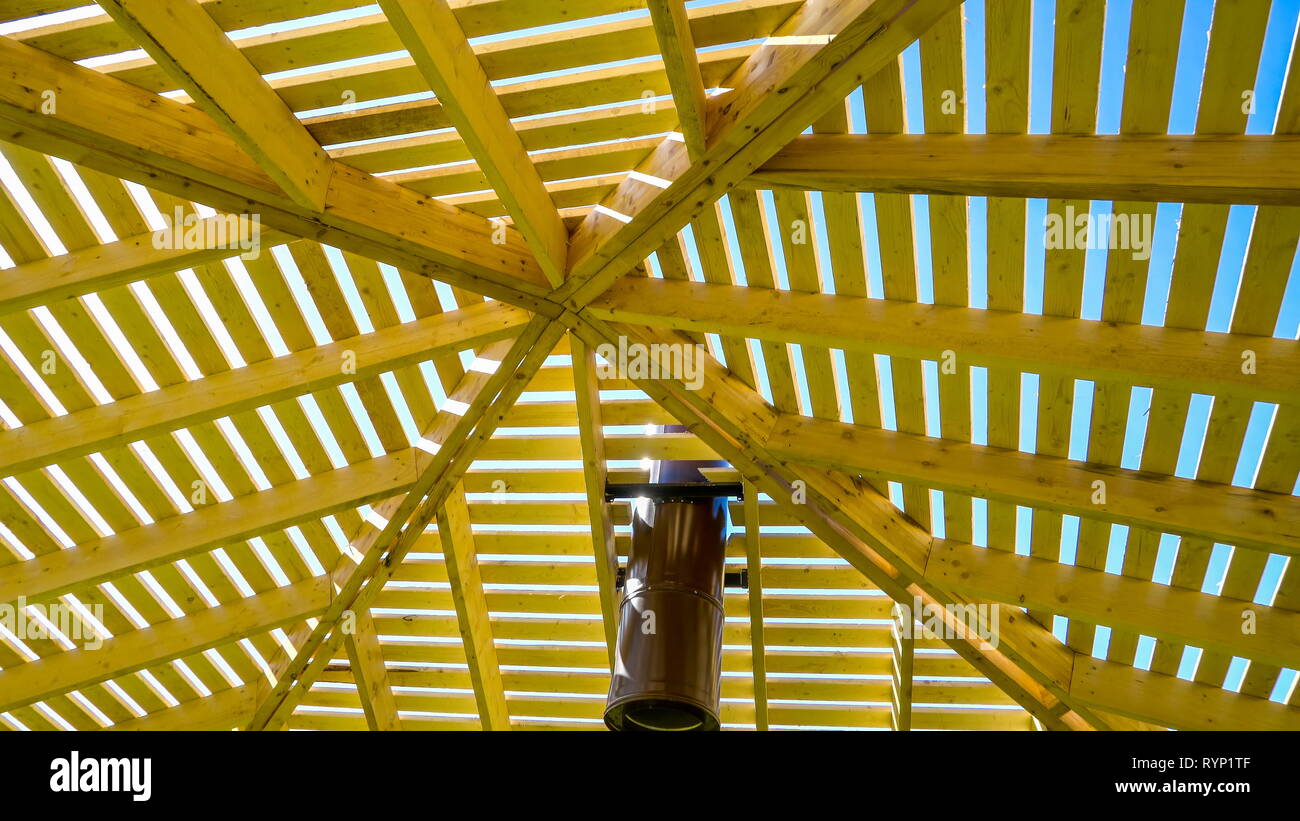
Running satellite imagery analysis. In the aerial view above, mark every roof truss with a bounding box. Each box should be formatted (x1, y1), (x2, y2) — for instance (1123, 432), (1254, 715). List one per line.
(0, 0), (1296, 734)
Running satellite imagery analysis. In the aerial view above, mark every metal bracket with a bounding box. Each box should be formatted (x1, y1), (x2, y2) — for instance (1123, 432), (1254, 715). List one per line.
(604, 481), (744, 504)
(615, 566), (748, 591)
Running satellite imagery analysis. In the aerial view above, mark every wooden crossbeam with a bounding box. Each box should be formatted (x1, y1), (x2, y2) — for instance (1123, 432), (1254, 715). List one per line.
(560, 0), (963, 308)
(572, 318), (1300, 729)
(0, 450), (417, 606)
(751, 134), (1300, 205)
(0, 577), (331, 714)
(438, 483), (511, 729)
(570, 334), (620, 663)
(0, 216), (289, 315)
(588, 278), (1300, 405)
(767, 413), (1299, 558)
(380, 0), (567, 286)
(0, 34), (554, 307)
(0, 301), (530, 478)
(97, 0), (333, 210)
(246, 319), (566, 729)
(646, 0), (709, 160)
(926, 539), (1300, 669)
(344, 609), (402, 731)
(1073, 658), (1300, 731)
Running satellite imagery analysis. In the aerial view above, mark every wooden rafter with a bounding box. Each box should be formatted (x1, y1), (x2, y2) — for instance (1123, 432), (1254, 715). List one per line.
(344, 609), (402, 731)
(0, 301), (530, 478)
(97, 0), (334, 210)
(751, 134), (1300, 205)
(0, 34), (555, 307)
(0, 450), (416, 605)
(646, 0), (709, 160)
(889, 604), (914, 732)
(768, 413), (1298, 558)
(588, 277), (1300, 405)
(0, 576), (332, 715)
(379, 0), (568, 286)
(741, 481), (769, 731)
(0, 217), (288, 314)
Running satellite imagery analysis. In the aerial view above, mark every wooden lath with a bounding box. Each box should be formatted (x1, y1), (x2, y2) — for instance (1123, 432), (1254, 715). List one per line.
(0, 0), (1297, 734)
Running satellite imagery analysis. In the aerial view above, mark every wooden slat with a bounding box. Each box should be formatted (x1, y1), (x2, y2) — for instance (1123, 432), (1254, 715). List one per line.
(862, 55), (932, 530)
(97, 0), (333, 210)
(0, 216), (288, 315)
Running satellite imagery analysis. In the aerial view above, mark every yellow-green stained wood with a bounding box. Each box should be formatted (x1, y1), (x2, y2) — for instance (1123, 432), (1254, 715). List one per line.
(380, 0), (568, 286)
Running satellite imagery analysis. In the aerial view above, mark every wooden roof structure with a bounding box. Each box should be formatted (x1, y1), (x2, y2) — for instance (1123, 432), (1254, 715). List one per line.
(0, 0), (1296, 733)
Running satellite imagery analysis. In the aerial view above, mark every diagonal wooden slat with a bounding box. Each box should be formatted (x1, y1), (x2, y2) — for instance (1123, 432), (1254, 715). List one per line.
(438, 482), (511, 730)
(97, 0), (333, 210)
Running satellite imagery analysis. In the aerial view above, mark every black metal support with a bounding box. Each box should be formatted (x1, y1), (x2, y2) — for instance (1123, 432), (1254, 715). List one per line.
(604, 481), (744, 503)
(616, 566), (748, 590)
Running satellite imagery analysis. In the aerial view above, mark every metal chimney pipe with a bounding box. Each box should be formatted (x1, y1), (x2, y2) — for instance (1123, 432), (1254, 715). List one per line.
(603, 430), (734, 731)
